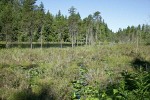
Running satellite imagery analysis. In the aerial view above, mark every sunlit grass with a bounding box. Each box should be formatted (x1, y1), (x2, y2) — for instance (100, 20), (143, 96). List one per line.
(0, 44), (150, 100)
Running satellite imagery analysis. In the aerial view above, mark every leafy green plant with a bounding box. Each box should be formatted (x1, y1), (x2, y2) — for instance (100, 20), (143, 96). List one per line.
(26, 67), (44, 91)
(71, 62), (87, 99)
(100, 70), (150, 100)
(71, 62), (99, 100)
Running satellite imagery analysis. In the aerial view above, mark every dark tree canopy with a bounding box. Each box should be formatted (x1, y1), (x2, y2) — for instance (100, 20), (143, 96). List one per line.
(0, 0), (149, 48)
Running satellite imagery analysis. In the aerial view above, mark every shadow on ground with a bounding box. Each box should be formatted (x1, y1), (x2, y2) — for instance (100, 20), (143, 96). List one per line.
(131, 57), (150, 71)
(0, 64), (57, 100)
(5, 85), (56, 100)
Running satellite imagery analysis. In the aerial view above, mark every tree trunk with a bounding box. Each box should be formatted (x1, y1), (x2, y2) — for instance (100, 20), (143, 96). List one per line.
(5, 29), (11, 48)
(136, 31), (139, 53)
(95, 23), (99, 42)
(61, 39), (63, 48)
(76, 32), (78, 46)
(90, 27), (94, 45)
(17, 34), (21, 48)
(41, 25), (44, 49)
(86, 32), (88, 45)
(139, 31), (141, 44)
(88, 28), (91, 45)
(60, 32), (62, 48)
(5, 33), (9, 48)
(95, 29), (98, 42)
(29, 30), (33, 49)
(72, 32), (74, 48)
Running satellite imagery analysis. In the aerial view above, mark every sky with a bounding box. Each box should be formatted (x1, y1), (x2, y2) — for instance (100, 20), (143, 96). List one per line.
(36, 0), (150, 32)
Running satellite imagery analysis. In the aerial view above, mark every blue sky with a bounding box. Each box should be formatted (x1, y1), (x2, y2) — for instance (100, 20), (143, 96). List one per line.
(36, 0), (150, 32)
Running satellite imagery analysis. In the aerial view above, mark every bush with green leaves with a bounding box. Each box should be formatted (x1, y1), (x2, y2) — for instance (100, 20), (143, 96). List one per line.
(100, 70), (150, 100)
(71, 62), (99, 100)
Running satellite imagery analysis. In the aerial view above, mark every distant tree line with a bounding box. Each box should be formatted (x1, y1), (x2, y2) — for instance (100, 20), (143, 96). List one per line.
(0, 0), (149, 48)
(0, 0), (113, 48)
(115, 24), (150, 45)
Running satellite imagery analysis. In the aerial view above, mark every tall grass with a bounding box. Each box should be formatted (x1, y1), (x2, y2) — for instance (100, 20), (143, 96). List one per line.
(0, 44), (150, 100)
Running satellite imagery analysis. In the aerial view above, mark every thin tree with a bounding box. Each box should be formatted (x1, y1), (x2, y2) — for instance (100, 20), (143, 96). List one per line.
(93, 11), (101, 42)
(68, 6), (78, 48)
(86, 15), (94, 45)
(36, 2), (45, 49)
(55, 10), (67, 48)
(0, 2), (13, 48)
(22, 0), (37, 49)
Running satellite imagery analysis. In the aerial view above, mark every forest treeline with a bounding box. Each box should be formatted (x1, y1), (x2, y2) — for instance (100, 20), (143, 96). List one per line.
(0, 0), (150, 48)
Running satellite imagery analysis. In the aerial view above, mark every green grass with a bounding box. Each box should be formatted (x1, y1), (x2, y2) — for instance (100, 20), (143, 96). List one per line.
(0, 44), (150, 100)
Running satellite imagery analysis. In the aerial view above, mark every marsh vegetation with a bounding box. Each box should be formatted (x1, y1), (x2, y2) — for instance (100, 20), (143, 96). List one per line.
(1, 44), (150, 100)
(0, 0), (150, 100)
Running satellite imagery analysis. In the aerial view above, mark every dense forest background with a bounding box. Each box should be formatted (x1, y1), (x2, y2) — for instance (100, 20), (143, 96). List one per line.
(0, 0), (150, 48)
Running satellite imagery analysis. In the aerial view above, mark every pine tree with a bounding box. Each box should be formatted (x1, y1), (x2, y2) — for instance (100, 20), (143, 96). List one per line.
(44, 11), (53, 42)
(36, 2), (45, 49)
(68, 6), (78, 48)
(55, 10), (67, 48)
(93, 11), (101, 42)
(22, 0), (37, 49)
(0, 1), (13, 48)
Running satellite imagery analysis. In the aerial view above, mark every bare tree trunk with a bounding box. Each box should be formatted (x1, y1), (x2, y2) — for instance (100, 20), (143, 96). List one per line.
(61, 39), (63, 48)
(86, 32), (88, 45)
(5, 29), (11, 48)
(77, 32), (78, 46)
(17, 34), (21, 48)
(72, 32), (74, 48)
(74, 33), (76, 46)
(136, 31), (139, 53)
(41, 25), (44, 49)
(95, 26), (98, 42)
(88, 28), (91, 45)
(139, 31), (141, 44)
(60, 32), (63, 48)
(132, 33), (134, 43)
(90, 27), (94, 45)
(95, 32), (98, 42)
(5, 33), (9, 48)
(99, 27), (101, 42)
(29, 30), (33, 49)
